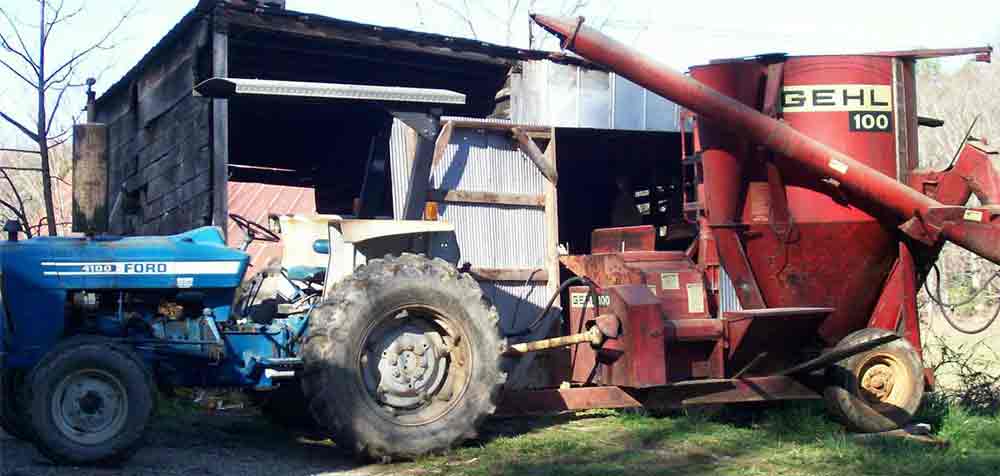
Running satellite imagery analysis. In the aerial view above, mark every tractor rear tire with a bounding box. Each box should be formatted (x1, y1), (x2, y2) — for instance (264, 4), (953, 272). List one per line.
(27, 336), (155, 466)
(301, 254), (506, 461)
(0, 369), (33, 441)
(824, 328), (924, 433)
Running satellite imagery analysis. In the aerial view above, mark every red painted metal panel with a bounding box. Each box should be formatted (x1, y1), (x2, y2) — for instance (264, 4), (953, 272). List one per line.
(591, 225), (656, 253)
(226, 181), (316, 271)
(497, 375), (822, 415)
(607, 285), (668, 387)
(724, 307), (831, 377)
(868, 242), (921, 357)
(496, 386), (642, 416)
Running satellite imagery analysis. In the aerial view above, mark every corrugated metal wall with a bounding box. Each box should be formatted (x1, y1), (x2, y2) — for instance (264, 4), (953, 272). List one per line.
(390, 118), (557, 388)
(390, 119), (551, 320)
(719, 267), (744, 312)
(429, 126), (550, 322)
(512, 60), (682, 132)
(389, 119), (416, 220)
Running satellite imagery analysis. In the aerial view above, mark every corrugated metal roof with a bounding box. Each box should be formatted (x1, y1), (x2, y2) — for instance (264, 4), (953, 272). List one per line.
(226, 181), (316, 271)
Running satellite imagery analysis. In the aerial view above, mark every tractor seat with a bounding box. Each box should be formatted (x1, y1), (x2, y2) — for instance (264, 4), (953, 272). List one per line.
(286, 266), (326, 284)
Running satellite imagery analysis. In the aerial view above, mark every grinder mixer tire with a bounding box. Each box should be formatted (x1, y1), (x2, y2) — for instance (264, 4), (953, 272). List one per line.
(824, 328), (924, 433)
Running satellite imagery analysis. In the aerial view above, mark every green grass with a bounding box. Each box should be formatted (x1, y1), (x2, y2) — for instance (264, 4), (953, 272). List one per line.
(400, 402), (1000, 476)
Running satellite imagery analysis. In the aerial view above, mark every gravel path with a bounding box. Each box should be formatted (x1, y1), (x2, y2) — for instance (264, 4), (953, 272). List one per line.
(0, 412), (393, 476)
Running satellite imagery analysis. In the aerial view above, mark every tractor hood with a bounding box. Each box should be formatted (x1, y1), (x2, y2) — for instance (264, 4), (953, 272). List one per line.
(0, 226), (249, 291)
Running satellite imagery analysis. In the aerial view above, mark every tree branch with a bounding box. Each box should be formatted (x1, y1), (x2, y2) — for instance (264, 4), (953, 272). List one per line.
(0, 57), (37, 88)
(431, 0), (478, 39)
(46, 128), (71, 144)
(0, 147), (42, 155)
(0, 167), (32, 237)
(0, 109), (40, 141)
(43, 5), (133, 85)
(0, 166), (43, 172)
(45, 70), (73, 132)
(42, 58), (74, 91)
(42, 1), (84, 47)
(0, 7), (39, 73)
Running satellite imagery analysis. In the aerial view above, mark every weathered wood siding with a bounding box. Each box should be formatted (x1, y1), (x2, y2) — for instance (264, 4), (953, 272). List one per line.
(96, 18), (214, 235)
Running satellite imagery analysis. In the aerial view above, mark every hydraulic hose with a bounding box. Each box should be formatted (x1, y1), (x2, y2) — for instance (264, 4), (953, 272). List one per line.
(504, 276), (599, 338)
(924, 263), (1000, 334)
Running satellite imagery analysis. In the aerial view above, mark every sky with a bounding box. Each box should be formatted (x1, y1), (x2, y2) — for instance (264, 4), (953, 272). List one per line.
(1, 0), (999, 149)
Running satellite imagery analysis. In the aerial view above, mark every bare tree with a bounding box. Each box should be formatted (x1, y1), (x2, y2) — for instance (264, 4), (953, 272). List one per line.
(0, 1), (132, 235)
(423, 0), (625, 49)
(431, 0), (480, 40)
(0, 167), (32, 237)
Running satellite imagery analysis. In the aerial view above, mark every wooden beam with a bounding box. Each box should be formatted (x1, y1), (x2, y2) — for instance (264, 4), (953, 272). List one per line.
(72, 124), (109, 234)
(210, 26), (230, 235)
(430, 120), (455, 166)
(444, 118), (552, 135)
(427, 189), (544, 207)
(468, 267), (548, 282)
(543, 130), (561, 300)
(512, 127), (558, 185)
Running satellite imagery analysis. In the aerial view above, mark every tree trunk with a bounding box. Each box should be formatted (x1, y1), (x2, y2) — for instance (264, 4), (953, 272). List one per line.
(36, 1), (56, 237)
(38, 141), (57, 236)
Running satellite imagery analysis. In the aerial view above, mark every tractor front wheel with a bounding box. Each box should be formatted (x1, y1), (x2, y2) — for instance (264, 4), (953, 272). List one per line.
(824, 328), (924, 433)
(301, 254), (506, 461)
(27, 336), (155, 465)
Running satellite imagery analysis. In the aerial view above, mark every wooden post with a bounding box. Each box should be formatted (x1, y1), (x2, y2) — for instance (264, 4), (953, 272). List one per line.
(211, 24), (230, 235)
(72, 123), (109, 234)
(398, 112), (441, 220)
(543, 129), (560, 300)
(513, 127), (558, 185)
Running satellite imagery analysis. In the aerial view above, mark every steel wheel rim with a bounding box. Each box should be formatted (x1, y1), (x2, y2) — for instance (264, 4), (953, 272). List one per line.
(857, 352), (911, 408)
(51, 368), (129, 445)
(357, 304), (473, 426)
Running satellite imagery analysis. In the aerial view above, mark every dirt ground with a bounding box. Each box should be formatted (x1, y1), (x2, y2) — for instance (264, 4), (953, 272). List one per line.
(0, 413), (389, 476)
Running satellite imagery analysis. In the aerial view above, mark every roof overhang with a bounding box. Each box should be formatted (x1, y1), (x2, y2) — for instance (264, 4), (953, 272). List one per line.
(194, 77), (467, 105)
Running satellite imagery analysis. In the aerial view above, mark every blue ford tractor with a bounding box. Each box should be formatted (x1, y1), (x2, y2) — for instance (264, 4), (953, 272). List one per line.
(0, 213), (507, 464)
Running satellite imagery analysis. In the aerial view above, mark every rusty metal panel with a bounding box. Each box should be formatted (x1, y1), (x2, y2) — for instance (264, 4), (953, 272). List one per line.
(496, 386), (642, 416)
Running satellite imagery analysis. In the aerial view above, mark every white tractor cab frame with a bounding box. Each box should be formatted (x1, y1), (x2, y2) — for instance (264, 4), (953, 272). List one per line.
(237, 214), (461, 322)
(281, 214), (459, 291)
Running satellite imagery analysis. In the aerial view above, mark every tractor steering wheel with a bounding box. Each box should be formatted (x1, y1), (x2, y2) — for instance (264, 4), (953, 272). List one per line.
(229, 213), (280, 250)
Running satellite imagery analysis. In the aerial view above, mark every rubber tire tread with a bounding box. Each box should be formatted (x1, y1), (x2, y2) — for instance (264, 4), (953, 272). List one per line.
(0, 369), (33, 441)
(824, 328), (924, 433)
(301, 254), (506, 461)
(26, 335), (155, 466)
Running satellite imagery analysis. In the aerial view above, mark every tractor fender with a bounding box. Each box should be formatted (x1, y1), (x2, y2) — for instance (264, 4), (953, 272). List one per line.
(338, 219), (454, 244)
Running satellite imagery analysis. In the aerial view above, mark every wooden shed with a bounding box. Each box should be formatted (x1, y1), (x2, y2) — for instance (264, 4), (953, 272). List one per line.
(93, 0), (585, 237)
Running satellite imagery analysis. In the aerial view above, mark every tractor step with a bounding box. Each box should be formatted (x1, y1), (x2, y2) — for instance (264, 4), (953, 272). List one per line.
(261, 357), (303, 369)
